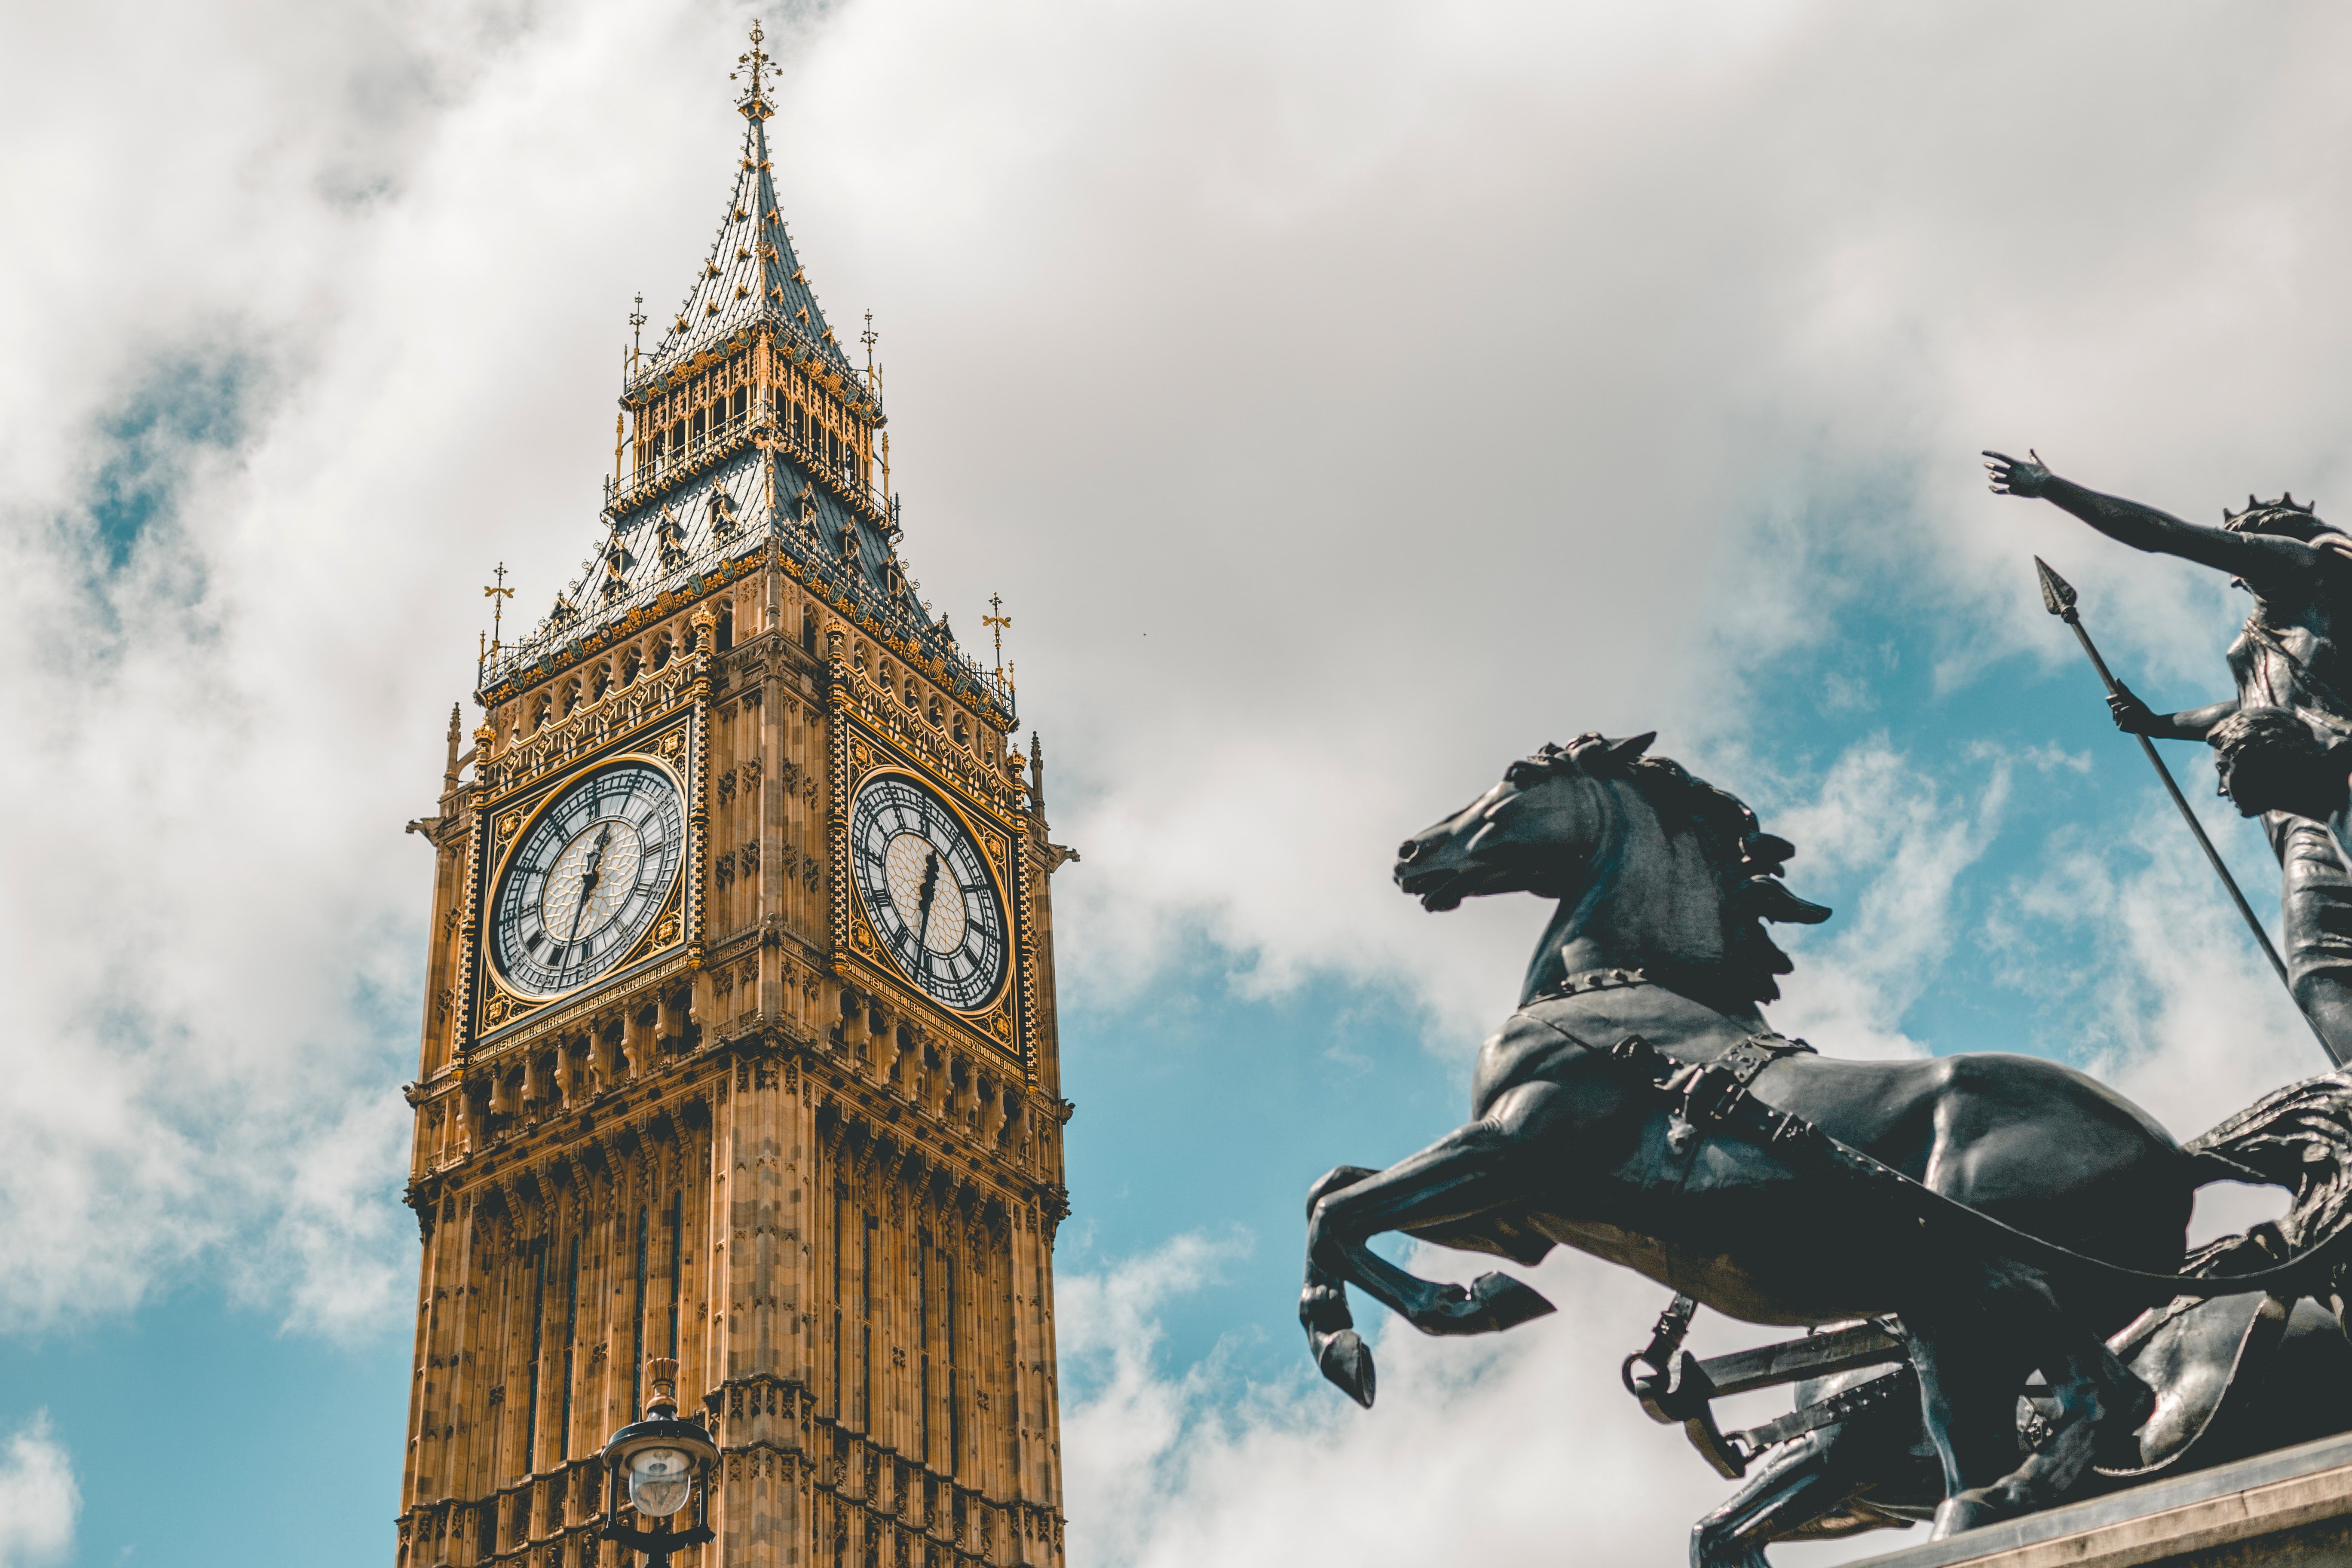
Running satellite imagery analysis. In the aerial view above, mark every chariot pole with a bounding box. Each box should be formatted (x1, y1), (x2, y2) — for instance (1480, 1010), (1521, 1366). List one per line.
(2033, 556), (2340, 1066)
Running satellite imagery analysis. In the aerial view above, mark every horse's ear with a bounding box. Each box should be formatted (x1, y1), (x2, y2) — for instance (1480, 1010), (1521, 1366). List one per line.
(1560, 732), (1608, 771)
(1743, 877), (1831, 925)
(1607, 732), (1656, 766)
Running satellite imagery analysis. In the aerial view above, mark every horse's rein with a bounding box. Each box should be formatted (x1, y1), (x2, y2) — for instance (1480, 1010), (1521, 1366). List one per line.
(1600, 1030), (2352, 1303)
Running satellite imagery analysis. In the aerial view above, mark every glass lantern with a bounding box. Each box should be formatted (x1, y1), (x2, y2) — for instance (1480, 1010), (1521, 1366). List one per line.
(600, 1357), (720, 1564)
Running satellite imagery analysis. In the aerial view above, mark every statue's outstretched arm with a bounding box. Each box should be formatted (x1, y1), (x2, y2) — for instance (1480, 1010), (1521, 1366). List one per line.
(1984, 450), (2321, 590)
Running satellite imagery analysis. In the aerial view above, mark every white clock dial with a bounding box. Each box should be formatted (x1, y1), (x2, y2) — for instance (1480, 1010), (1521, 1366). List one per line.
(850, 774), (1008, 1011)
(490, 759), (686, 998)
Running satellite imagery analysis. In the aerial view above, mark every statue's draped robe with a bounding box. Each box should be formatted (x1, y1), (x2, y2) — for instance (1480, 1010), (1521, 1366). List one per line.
(2226, 538), (2352, 742)
(2231, 537), (2352, 1057)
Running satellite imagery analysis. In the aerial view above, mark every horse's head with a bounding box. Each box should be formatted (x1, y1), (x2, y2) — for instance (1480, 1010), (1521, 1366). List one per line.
(1395, 732), (1831, 1002)
(1395, 732), (1657, 912)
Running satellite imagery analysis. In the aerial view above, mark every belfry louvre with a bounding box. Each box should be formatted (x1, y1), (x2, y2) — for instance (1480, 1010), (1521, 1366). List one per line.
(395, 25), (1074, 1567)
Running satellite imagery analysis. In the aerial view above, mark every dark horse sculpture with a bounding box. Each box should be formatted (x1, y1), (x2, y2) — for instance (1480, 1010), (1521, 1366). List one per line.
(1300, 732), (2352, 1543)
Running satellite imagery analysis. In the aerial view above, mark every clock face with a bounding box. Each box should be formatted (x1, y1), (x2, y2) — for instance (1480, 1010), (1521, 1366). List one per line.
(850, 774), (1008, 1011)
(490, 759), (686, 998)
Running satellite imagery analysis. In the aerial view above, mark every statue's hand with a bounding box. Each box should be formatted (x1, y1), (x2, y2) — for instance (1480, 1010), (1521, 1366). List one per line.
(2108, 681), (2159, 735)
(1984, 448), (2052, 499)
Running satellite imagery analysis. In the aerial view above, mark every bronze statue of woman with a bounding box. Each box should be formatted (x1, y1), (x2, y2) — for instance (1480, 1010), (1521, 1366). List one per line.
(1986, 449), (2352, 1057)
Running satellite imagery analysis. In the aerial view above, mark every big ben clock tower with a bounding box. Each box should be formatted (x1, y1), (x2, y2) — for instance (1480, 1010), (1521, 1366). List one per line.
(395, 25), (1073, 1568)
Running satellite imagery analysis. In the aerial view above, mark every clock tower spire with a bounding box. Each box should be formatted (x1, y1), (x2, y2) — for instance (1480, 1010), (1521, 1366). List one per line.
(395, 24), (1072, 1568)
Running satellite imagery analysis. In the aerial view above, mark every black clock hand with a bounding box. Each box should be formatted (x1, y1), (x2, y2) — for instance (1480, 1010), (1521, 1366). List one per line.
(913, 849), (943, 963)
(563, 824), (614, 951)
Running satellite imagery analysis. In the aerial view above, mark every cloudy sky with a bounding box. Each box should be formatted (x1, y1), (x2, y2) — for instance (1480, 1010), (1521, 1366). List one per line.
(6, 0), (2352, 1562)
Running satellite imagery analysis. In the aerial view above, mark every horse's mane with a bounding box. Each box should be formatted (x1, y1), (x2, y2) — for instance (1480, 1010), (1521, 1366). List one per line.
(1509, 732), (1831, 1002)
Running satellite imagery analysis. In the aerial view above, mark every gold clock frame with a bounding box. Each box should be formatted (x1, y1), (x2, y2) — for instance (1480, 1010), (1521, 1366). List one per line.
(843, 765), (1014, 1016)
(828, 704), (1033, 1075)
(467, 708), (703, 1052)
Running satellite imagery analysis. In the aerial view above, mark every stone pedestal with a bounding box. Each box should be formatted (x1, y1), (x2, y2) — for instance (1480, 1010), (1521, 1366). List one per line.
(1852, 1433), (2352, 1567)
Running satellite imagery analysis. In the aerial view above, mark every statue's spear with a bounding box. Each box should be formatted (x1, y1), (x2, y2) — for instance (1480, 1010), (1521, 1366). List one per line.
(2034, 557), (2340, 1064)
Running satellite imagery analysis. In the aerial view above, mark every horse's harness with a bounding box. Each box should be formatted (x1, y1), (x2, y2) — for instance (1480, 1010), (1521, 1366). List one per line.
(1539, 972), (1896, 1474)
(1528, 970), (2352, 1301)
(1544, 970), (2350, 1476)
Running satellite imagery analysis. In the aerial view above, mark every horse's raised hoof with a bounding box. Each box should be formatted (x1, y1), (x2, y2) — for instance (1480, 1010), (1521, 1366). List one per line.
(1415, 1271), (1557, 1336)
(1317, 1329), (1377, 1408)
(1470, 1272), (1556, 1330)
(1929, 1490), (2006, 1540)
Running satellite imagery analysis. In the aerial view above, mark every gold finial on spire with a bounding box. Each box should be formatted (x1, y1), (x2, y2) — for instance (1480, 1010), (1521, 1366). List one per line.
(983, 593), (1012, 681)
(861, 309), (878, 389)
(732, 18), (775, 120)
(484, 561), (514, 657)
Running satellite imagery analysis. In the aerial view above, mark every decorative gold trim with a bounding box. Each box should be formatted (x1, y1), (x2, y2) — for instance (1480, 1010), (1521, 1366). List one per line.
(478, 731), (692, 1005)
(618, 883), (687, 970)
(834, 658), (1019, 825)
(479, 976), (550, 1030)
(468, 950), (702, 1066)
(839, 761), (1016, 1017)
(478, 661), (700, 794)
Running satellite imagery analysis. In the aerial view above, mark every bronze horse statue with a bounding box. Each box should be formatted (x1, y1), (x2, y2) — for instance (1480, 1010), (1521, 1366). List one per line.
(1300, 732), (2352, 1542)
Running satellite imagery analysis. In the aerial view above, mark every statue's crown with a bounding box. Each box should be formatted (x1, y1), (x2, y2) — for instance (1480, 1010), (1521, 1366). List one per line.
(2223, 492), (2324, 535)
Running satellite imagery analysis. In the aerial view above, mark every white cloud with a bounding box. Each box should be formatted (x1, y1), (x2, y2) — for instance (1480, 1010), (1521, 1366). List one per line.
(1765, 738), (2015, 1059)
(1060, 1234), (1908, 1568)
(0, 1413), (78, 1568)
(2001, 795), (2321, 1140)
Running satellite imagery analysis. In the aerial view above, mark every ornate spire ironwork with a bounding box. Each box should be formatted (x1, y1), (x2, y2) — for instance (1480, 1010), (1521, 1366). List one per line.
(483, 561), (513, 656)
(732, 18), (775, 121)
(983, 593), (1011, 681)
(470, 24), (1013, 730)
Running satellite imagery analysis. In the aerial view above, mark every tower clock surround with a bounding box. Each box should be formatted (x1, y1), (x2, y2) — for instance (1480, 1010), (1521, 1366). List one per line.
(849, 771), (1011, 1014)
(490, 756), (689, 999)
(393, 23), (1072, 1568)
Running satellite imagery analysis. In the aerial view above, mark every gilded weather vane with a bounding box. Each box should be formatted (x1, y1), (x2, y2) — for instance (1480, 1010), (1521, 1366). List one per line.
(483, 561), (514, 659)
(732, 18), (774, 117)
(983, 593), (1011, 682)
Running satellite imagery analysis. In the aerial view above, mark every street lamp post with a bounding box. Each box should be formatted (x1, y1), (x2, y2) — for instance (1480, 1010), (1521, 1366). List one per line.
(599, 1357), (720, 1565)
